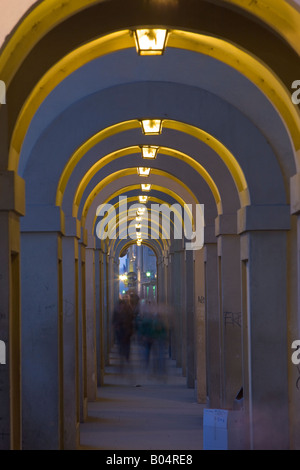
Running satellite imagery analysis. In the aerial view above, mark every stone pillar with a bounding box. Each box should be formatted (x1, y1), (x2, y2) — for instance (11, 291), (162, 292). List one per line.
(102, 248), (109, 366)
(62, 216), (81, 449)
(238, 205), (290, 449)
(290, 172), (300, 449)
(0, 172), (24, 450)
(96, 247), (105, 386)
(94, 248), (101, 386)
(194, 247), (206, 403)
(171, 248), (184, 369)
(79, 241), (88, 422)
(185, 249), (195, 389)
(215, 215), (242, 408)
(85, 240), (97, 401)
(107, 254), (115, 351)
(205, 231), (221, 408)
(157, 256), (165, 304)
(21, 206), (64, 449)
(167, 249), (175, 359)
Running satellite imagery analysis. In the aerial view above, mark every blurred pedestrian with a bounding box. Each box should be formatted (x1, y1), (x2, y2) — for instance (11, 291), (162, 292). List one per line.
(112, 297), (134, 371)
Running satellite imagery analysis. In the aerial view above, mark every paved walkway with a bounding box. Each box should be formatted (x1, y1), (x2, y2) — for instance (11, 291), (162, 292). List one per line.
(80, 344), (205, 450)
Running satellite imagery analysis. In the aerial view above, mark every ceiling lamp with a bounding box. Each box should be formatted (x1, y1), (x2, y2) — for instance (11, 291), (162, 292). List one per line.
(137, 240), (142, 246)
(134, 29), (168, 55)
(136, 232), (142, 239)
(141, 119), (163, 135)
(136, 216), (142, 222)
(135, 223), (141, 229)
(141, 183), (151, 192)
(137, 207), (146, 216)
(139, 195), (148, 204)
(141, 145), (159, 159)
(137, 167), (151, 177)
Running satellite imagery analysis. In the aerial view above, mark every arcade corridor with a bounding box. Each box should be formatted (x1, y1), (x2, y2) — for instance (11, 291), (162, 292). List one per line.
(0, 0), (300, 451)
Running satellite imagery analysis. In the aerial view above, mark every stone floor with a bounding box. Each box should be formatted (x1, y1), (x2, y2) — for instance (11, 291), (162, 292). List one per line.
(79, 344), (205, 450)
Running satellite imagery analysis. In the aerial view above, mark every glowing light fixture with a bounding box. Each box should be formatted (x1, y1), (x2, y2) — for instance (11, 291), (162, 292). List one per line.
(136, 216), (142, 222)
(134, 29), (168, 55)
(137, 207), (146, 216)
(141, 119), (163, 135)
(141, 145), (159, 159)
(119, 274), (128, 282)
(137, 167), (151, 177)
(139, 195), (148, 203)
(136, 232), (142, 239)
(135, 224), (141, 229)
(141, 184), (151, 192)
(146, 271), (151, 277)
(137, 240), (142, 246)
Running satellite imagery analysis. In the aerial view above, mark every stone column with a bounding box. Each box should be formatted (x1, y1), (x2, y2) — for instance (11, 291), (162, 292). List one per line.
(167, 249), (175, 359)
(102, 248), (109, 366)
(21, 205), (64, 449)
(107, 254), (115, 351)
(194, 247), (206, 403)
(0, 171), (24, 450)
(204, 227), (221, 408)
(170, 248), (184, 369)
(238, 204), (290, 449)
(157, 256), (165, 304)
(96, 247), (105, 386)
(185, 249), (195, 389)
(85, 238), (97, 401)
(62, 216), (81, 449)
(79, 240), (88, 422)
(215, 215), (242, 408)
(290, 172), (300, 449)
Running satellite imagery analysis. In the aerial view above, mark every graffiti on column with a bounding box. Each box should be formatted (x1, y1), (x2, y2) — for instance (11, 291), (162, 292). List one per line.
(224, 311), (241, 328)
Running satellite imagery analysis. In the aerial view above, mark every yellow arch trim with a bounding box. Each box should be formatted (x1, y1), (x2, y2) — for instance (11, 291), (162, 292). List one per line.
(56, 119), (247, 208)
(1, 0), (300, 85)
(8, 29), (300, 172)
(223, 0), (300, 56)
(96, 198), (179, 241)
(107, 219), (168, 253)
(114, 239), (161, 260)
(82, 183), (193, 229)
(105, 211), (174, 242)
(73, 145), (221, 211)
(78, 168), (199, 222)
